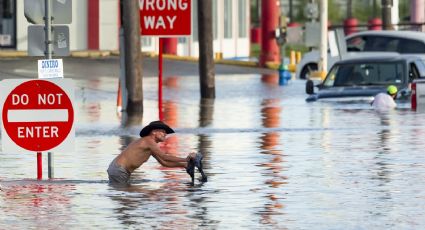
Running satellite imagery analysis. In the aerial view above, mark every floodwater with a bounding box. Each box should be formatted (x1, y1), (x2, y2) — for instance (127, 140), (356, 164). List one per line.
(1, 73), (425, 229)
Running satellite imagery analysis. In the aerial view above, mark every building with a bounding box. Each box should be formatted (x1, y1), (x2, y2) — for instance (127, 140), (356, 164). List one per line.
(0, 0), (250, 59)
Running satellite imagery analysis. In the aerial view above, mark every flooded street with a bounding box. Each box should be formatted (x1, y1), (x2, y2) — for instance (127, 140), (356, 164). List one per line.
(1, 58), (425, 229)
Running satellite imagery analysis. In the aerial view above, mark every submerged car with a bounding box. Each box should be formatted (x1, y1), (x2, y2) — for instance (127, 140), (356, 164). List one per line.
(305, 55), (425, 102)
(297, 30), (425, 79)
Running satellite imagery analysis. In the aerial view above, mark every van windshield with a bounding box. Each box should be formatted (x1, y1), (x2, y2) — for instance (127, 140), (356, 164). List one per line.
(323, 61), (405, 87)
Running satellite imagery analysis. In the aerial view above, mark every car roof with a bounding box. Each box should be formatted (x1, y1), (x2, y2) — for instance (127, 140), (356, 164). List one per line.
(334, 54), (421, 65)
(346, 30), (425, 41)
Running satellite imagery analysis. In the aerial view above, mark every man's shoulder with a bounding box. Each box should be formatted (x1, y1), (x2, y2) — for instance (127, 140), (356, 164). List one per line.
(372, 93), (396, 108)
(375, 92), (388, 97)
(136, 136), (156, 147)
(374, 93), (392, 100)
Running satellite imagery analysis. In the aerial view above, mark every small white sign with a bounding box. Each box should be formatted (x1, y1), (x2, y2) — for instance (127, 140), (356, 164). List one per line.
(38, 59), (64, 79)
(57, 32), (67, 48)
(0, 34), (12, 46)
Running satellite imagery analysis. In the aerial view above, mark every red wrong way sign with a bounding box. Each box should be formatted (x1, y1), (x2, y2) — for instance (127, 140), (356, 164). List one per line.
(140, 0), (192, 36)
(1, 79), (74, 152)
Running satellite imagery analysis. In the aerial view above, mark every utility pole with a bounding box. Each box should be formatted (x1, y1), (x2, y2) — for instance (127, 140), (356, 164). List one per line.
(122, 0), (143, 114)
(381, 0), (393, 30)
(198, 0), (215, 99)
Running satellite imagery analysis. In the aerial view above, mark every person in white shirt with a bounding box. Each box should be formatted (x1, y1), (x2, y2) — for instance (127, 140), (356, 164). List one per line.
(371, 85), (397, 110)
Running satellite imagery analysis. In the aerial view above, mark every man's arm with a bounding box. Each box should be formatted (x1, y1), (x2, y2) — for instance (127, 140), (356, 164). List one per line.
(151, 154), (187, 168)
(147, 139), (191, 163)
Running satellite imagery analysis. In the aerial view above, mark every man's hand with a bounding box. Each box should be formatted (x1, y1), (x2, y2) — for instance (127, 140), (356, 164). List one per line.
(186, 152), (196, 161)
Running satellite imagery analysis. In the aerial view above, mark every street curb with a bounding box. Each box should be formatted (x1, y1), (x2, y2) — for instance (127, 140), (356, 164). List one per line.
(71, 50), (111, 58)
(264, 62), (280, 70)
(0, 50), (278, 70)
(216, 59), (258, 67)
(0, 51), (27, 57)
(148, 53), (260, 68)
(0, 50), (112, 58)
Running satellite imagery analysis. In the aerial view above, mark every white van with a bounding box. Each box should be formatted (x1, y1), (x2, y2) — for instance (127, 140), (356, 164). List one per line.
(296, 30), (425, 79)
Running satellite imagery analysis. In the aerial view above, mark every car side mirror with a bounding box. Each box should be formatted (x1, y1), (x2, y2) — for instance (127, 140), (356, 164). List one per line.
(306, 80), (315, 94)
(399, 88), (411, 97)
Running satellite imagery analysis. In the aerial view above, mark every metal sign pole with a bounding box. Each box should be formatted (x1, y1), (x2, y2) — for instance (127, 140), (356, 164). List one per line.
(45, 0), (52, 59)
(158, 38), (164, 121)
(37, 152), (42, 180)
(45, 0), (53, 179)
(48, 152), (54, 178)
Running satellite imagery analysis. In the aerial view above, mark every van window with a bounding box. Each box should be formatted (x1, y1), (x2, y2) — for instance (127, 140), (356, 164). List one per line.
(398, 39), (425, 53)
(363, 37), (399, 52)
(415, 60), (425, 77)
(347, 36), (366, 52)
(347, 35), (425, 53)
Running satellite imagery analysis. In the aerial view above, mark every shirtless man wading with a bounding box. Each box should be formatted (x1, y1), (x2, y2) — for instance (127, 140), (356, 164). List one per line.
(107, 120), (197, 185)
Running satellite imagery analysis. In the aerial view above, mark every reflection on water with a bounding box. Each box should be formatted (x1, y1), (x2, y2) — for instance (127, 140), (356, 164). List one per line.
(120, 112), (144, 128)
(2, 75), (425, 229)
(261, 74), (278, 85)
(0, 181), (76, 229)
(257, 98), (286, 227)
(197, 98), (214, 184)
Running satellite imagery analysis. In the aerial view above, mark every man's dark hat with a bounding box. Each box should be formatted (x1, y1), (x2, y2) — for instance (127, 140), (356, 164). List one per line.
(139, 120), (175, 137)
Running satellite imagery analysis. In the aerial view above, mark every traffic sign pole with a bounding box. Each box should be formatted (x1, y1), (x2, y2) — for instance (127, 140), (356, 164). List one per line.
(45, 0), (52, 59)
(48, 152), (54, 178)
(45, 0), (53, 178)
(159, 38), (163, 121)
(37, 152), (42, 180)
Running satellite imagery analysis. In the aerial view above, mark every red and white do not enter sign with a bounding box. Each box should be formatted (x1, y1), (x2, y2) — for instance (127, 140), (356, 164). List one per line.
(1, 79), (74, 152)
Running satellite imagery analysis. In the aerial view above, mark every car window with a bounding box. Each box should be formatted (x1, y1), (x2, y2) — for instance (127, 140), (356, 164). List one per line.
(324, 62), (405, 87)
(326, 64), (365, 86)
(398, 39), (425, 53)
(363, 37), (399, 52)
(409, 63), (420, 82)
(377, 63), (404, 83)
(323, 66), (339, 86)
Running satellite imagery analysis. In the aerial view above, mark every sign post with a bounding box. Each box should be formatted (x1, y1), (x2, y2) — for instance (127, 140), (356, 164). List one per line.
(45, 0), (52, 59)
(158, 38), (164, 120)
(140, 0), (192, 120)
(37, 152), (42, 180)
